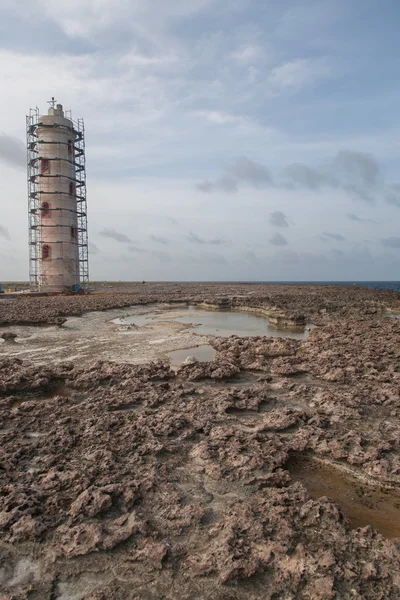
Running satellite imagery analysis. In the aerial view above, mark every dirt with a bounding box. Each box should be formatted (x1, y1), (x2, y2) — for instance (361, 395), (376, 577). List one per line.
(0, 283), (400, 599)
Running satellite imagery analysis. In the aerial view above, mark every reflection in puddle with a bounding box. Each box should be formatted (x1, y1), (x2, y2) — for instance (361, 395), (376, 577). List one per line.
(113, 314), (155, 327)
(288, 456), (400, 538)
(167, 345), (216, 366)
(114, 305), (310, 339)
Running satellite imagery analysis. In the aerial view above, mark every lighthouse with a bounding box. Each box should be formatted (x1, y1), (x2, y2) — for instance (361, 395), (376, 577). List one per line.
(27, 99), (88, 293)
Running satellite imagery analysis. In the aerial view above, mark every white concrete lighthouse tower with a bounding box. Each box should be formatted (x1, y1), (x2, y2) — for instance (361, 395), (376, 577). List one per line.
(27, 99), (89, 292)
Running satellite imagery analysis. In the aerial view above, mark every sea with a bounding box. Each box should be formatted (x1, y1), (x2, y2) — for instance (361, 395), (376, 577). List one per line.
(242, 282), (400, 292)
(182, 281), (400, 292)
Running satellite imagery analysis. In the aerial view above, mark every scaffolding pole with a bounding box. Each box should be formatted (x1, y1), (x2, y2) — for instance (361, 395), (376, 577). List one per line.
(26, 107), (89, 292)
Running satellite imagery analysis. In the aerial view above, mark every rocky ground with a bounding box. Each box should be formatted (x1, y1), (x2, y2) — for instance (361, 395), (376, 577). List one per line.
(0, 282), (399, 326)
(1, 283), (400, 599)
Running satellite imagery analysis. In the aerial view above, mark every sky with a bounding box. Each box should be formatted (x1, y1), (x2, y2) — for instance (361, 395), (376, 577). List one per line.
(1, 0), (400, 281)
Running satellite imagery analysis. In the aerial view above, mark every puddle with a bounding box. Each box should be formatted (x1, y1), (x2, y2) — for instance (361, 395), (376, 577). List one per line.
(113, 314), (157, 327)
(114, 305), (310, 339)
(167, 345), (216, 367)
(288, 456), (400, 538)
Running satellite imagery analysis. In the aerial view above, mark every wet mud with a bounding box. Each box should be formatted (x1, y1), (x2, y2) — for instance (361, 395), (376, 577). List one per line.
(288, 455), (400, 538)
(1, 283), (400, 599)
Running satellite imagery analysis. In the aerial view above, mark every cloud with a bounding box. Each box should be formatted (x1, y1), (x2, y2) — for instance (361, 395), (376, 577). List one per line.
(199, 251), (227, 265)
(322, 232), (346, 241)
(269, 58), (330, 89)
(128, 245), (147, 254)
(282, 151), (379, 202)
(100, 228), (132, 243)
(347, 213), (376, 224)
(284, 163), (337, 190)
(334, 150), (379, 186)
(381, 237), (400, 249)
(0, 134), (25, 169)
(269, 211), (289, 228)
(330, 249), (345, 258)
(231, 45), (263, 64)
(191, 110), (240, 125)
(187, 231), (225, 245)
(151, 250), (171, 263)
(269, 232), (288, 246)
(343, 184), (375, 203)
(243, 250), (262, 266)
(227, 157), (273, 187)
(347, 213), (363, 221)
(274, 249), (300, 264)
(149, 234), (169, 245)
(34, 0), (218, 41)
(198, 150), (380, 200)
(0, 225), (11, 241)
(127, 245), (170, 262)
(196, 176), (238, 193)
(188, 231), (207, 244)
(197, 156), (272, 193)
(89, 241), (100, 255)
(385, 184), (400, 208)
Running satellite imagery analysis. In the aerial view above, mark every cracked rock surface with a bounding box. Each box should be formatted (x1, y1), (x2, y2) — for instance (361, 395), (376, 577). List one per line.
(0, 283), (400, 599)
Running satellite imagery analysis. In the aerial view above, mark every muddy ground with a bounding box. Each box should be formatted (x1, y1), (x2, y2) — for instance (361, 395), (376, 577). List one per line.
(1, 283), (400, 599)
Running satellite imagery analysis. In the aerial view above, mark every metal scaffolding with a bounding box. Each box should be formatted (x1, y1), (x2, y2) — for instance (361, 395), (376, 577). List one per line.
(26, 107), (89, 291)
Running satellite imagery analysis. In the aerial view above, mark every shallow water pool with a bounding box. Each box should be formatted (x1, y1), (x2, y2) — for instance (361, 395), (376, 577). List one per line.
(288, 455), (400, 538)
(167, 345), (216, 367)
(115, 305), (310, 339)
